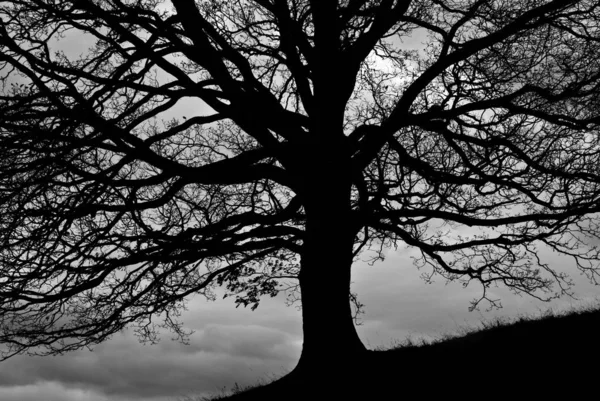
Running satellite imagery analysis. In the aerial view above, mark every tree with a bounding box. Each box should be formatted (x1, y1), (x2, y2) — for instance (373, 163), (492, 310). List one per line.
(1, 0), (600, 382)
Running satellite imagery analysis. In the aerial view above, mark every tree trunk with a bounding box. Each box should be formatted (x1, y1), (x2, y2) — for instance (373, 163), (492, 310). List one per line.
(289, 156), (368, 380)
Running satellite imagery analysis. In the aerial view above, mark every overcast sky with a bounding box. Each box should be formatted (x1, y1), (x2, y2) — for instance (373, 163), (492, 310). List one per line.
(1, 12), (600, 401)
(0, 243), (598, 401)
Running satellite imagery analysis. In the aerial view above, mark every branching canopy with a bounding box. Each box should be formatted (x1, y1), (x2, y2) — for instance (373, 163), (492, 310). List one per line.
(1, 0), (600, 360)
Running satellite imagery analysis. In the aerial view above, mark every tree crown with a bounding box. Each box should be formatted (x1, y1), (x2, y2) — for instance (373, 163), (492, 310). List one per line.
(1, 0), (600, 360)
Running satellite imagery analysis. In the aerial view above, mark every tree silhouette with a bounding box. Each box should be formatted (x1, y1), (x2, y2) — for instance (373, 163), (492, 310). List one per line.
(1, 0), (600, 381)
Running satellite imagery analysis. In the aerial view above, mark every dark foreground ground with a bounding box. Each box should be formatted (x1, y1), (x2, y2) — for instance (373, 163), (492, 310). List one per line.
(193, 303), (600, 400)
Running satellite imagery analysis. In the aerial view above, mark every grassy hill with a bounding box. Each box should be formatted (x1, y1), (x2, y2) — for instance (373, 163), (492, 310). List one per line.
(182, 302), (600, 400)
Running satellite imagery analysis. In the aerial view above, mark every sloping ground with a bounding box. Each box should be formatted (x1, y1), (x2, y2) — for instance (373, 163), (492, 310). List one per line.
(200, 304), (600, 400)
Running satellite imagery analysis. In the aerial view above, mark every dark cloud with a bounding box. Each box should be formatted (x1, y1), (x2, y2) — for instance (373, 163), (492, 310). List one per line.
(197, 324), (300, 361)
(0, 314), (300, 401)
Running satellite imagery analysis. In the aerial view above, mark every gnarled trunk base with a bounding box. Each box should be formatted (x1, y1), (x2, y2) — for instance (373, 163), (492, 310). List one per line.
(288, 174), (368, 383)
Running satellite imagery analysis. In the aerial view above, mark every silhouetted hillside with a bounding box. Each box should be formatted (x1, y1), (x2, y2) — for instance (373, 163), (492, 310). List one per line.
(184, 302), (600, 401)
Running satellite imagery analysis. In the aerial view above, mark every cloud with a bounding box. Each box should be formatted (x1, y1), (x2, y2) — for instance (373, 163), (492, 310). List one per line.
(196, 324), (300, 361)
(0, 382), (113, 401)
(353, 243), (600, 348)
(0, 313), (300, 401)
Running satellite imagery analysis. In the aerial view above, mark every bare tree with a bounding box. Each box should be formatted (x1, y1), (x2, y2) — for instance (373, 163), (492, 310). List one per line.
(1, 0), (600, 380)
